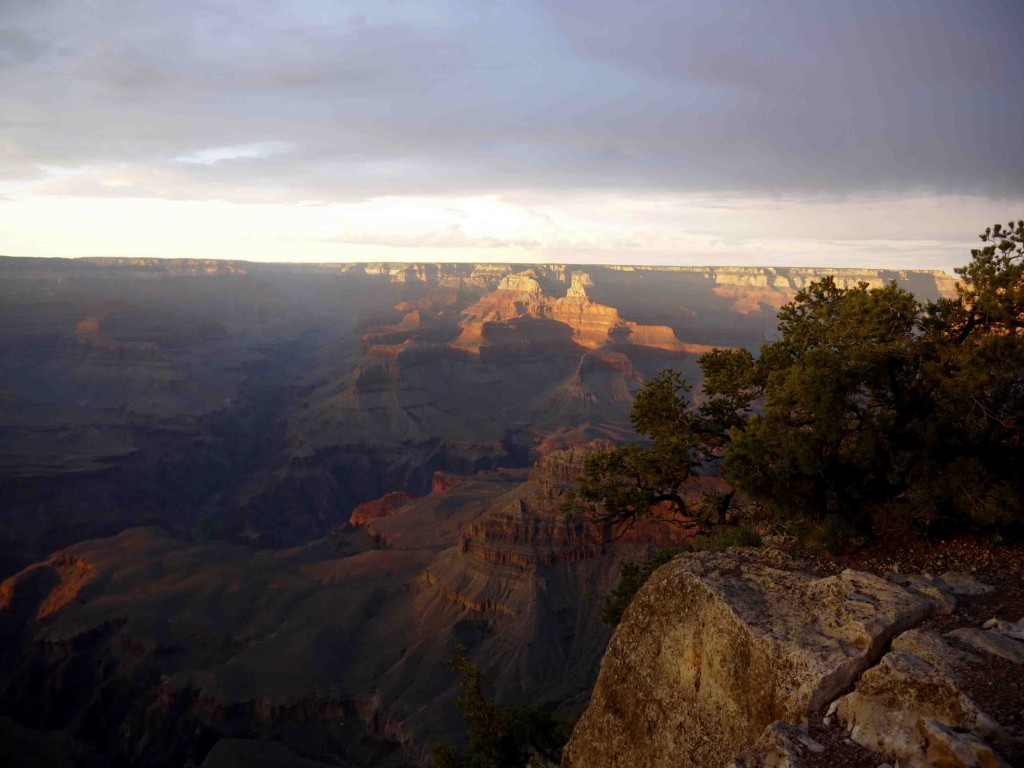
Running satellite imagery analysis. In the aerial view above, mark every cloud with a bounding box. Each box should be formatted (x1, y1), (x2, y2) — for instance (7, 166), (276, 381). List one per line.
(175, 142), (294, 166)
(0, 0), (1020, 204)
(1, 0), (1022, 270)
(0, 185), (1015, 273)
(306, 228), (542, 251)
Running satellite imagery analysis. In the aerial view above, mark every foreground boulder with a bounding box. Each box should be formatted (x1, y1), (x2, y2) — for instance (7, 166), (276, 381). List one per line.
(561, 549), (937, 768)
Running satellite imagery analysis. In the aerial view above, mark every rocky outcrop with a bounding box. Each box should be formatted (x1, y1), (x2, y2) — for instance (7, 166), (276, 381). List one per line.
(457, 497), (605, 570)
(430, 472), (462, 495)
(425, 446), (606, 604)
(562, 549), (937, 768)
(449, 444), (698, 574)
(74, 316), (101, 334)
(948, 627), (1024, 664)
(0, 551), (94, 622)
(349, 491), (413, 526)
(451, 270), (685, 354)
(983, 616), (1024, 640)
(555, 351), (644, 408)
(834, 628), (1016, 767)
(562, 551), (1021, 768)
(527, 443), (609, 488)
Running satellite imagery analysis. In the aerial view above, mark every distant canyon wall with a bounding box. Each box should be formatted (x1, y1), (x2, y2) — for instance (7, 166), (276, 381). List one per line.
(68, 256), (958, 298)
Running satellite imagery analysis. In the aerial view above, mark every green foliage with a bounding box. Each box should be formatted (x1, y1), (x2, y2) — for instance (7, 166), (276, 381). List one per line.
(789, 514), (860, 555)
(696, 524), (763, 551)
(569, 219), (1023, 548)
(705, 277), (927, 528)
(601, 547), (680, 627)
(917, 221), (1024, 529)
(431, 644), (568, 768)
(601, 525), (762, 627)
(562, 370), (731, 530)
(702, 220), (1024, 536)
(931, 220), (1024, 342)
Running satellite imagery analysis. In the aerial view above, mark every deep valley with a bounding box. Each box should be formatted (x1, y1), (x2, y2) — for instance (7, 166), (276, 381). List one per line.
(0, 256), (959, 765)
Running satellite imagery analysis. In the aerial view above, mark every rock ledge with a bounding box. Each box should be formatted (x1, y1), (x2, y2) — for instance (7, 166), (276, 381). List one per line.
(562, 548), (1021, 768)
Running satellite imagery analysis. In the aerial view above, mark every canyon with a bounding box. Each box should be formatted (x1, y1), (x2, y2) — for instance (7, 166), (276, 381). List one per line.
(0, 448), (695, 766)
(0, 256), (957, 764)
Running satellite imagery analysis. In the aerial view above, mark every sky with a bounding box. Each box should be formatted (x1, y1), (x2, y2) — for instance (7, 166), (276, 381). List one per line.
(1, 0), (1022, 272)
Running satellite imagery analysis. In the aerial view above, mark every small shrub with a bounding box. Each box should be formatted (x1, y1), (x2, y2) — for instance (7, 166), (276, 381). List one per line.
(601, 524), (762, 627)
(601, 548), (680, 627)
(694, 524), (762, 552)
(431, 644), (567, 768)
(801, 514), (859, 555)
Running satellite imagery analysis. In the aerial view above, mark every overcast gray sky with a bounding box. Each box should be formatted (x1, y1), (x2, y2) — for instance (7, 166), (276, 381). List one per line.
(1, 0), (1021, 270)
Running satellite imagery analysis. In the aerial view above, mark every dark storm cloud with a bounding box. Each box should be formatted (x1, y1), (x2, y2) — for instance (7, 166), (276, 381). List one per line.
(1, 0), (1021, 201)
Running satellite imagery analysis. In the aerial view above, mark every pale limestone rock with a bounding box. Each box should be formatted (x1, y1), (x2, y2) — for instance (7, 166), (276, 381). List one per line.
(890, 573), (957, 615)
(940, 572), (996, 596)
(982, 617), (1024, 641)
(495, 269), (543, 295)
(561, 550), (934, 768)
(729, 721), (821, 768)
(919, 718), (1012, 768)
(835, 629), (1012, 767)
(947, 628), (1024, 664)
(565, 271), (593, 298)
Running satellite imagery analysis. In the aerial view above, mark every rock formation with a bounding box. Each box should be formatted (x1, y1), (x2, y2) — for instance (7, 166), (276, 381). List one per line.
(451, 270), (685, 354)
(0, 447), (701, 766)
(563, 549), (1022, 768)
(349, 491), (413, 526)
(0, 256), (956, 576)
(429, 471), (462, 495)
(834, 629), (1015, 767)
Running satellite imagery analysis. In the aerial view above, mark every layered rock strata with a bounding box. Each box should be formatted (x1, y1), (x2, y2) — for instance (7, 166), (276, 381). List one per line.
(0, 447), (706, 766)
(452, 270), (685, 354)
(349, 492), (414, 526)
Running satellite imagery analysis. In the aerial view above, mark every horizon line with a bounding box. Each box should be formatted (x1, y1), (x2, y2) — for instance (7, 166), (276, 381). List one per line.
(0, 253), (957, 277)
